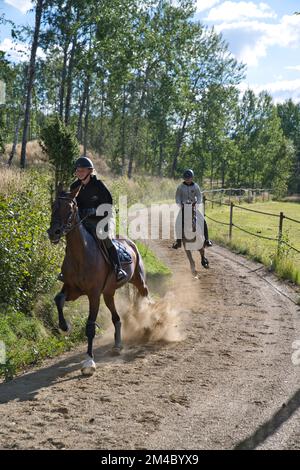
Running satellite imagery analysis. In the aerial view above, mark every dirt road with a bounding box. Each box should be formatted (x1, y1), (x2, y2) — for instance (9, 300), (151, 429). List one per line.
(1, 237), (300, 450)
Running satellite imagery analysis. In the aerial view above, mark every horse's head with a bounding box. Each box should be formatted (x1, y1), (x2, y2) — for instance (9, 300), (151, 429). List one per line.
(47, 189), (78, 244)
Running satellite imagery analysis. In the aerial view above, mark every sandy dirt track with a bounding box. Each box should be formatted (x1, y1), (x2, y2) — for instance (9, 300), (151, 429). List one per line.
(1, 237), (300, 450)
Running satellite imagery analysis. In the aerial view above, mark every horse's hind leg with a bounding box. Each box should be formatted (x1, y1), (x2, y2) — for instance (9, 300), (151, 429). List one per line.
(103, 294), (122, 354)
(130, 257), (149, 298)
(184, 248), (196, 275)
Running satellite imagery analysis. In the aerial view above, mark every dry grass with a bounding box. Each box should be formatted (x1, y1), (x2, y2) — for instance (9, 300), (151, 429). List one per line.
(4, 140), (48, 166)
(0, 166), (31, 196)
(2, 140), (110, 175)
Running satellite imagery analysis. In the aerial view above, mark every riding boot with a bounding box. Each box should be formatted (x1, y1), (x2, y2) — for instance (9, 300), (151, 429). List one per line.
(108, 245), (127, 282)
(204, 219), (213, 247)
(172, 239), (182, 249)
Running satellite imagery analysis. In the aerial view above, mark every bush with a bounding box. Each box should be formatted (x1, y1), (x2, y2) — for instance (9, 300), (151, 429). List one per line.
(0, 168), (63, 313)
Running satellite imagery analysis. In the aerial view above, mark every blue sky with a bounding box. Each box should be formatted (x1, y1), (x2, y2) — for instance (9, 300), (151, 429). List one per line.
(1, 0), (300, 102)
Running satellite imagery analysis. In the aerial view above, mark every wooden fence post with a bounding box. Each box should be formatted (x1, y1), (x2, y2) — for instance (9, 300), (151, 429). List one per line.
(229, 202), (234, 241)
(277, 212), (284, 253)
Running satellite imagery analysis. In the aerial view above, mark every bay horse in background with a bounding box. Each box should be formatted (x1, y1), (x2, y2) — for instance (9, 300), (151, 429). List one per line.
(47, 187), (149, 376)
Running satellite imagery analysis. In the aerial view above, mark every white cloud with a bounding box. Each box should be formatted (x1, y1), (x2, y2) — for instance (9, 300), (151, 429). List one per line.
(215, 14), (300, 67)
(238, 79), (300, 103)
(286, 65), (300, 72)
(0, 37), (45, 62)
(196, 0), (221, 13)
(4, 0), (33, 14)
(205, 1), (277, 22)
(0, 37), (30, 62)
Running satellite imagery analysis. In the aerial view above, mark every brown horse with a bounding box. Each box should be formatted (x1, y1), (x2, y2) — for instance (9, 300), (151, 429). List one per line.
(47, 188), (149, 375)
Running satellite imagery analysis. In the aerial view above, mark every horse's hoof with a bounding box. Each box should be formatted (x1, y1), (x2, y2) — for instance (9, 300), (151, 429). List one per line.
(111, 346), (123, 356)
(81, 357), (96, 376)
(201, 258), (209, 269)
(59, 321), (72, 336)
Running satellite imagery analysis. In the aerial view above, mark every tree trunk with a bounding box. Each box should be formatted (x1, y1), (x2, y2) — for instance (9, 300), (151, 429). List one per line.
(120, 84), (126, 175)
(59, 42), (69, 120)
(127, 67), (152, 178)
(171, 113), (189, 177)
(8, 114), (22, 166)
(98, 82), (105, 155)
(158, 142), (164, 177)
(64, 32), (77, 125)
(83, 78), (90, 156)
(221, 160), (225, 187)
(20, 0), (44, 169)
(76, 82), (88, 143)
(210, 153), (214, 189)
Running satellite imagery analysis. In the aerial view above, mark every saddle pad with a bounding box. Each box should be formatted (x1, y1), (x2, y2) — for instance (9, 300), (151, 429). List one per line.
(112, 240), (132, 265)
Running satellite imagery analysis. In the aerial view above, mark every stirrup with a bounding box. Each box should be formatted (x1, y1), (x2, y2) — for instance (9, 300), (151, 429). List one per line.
(57, 272), (64, 282)
(201, 257), (209, 268)
(116, 267), (127, 282)
(205, 240), (213, 247)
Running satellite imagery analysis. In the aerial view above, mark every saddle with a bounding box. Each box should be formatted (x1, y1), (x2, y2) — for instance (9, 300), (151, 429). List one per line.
(112, 239), (132, 265)
(90, 233), (132, 266)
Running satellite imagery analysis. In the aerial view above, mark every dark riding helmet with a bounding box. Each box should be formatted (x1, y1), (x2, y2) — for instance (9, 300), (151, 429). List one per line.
(183, 169), (194, 179)
(74, 156), (94, 169)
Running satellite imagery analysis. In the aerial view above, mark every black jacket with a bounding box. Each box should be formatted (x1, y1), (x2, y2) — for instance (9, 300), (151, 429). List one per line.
(70, 175), (113, 224)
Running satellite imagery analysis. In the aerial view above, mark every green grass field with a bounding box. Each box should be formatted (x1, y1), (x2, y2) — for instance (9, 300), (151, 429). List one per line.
(205, 199), (300, 285)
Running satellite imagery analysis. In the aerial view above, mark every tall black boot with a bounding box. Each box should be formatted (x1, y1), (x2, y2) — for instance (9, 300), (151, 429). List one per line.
(204, 219), (212, 247)
(172, 239), (182, 249)
(108, 246), (127, 282)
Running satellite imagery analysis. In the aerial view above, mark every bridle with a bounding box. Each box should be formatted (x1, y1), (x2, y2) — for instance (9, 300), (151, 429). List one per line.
(56, 196), (90, 236)
(52, 184), (88, 237)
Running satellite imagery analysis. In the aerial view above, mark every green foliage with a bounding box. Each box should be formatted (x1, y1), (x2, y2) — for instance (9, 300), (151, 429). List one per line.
(0, 169), (63, 313)
(277, 100), (300, 193)
(0, 304), (87, 381)
(136, 241), (171, 276)
(40, 116), (79, 190)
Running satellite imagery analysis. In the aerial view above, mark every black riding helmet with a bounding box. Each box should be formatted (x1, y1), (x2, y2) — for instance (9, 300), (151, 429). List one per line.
(183, 169), (194, 179)
(74, 156), (94, 169)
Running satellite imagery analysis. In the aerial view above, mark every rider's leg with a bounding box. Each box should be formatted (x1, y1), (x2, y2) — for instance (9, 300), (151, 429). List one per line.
(173, 207), (183, 249)
(204, 219), (212, 247)
(103, 238), (127, 282)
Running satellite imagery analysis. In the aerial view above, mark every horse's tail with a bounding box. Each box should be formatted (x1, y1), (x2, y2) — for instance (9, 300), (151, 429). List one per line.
(125, 239), (149, 297)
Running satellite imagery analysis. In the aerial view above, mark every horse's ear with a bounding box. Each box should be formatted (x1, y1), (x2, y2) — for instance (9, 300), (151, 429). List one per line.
(56, 182), (65, 196)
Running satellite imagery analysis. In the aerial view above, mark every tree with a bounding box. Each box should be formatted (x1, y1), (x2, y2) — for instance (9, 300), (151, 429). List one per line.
(277, 99), (300, 193)
(20, 0), (45, 168)
(40, 116), (79, 191)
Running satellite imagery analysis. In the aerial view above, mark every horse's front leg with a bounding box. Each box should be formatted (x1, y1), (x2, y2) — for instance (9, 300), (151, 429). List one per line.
(200, 247), (209, 268)
(54, 288), (72, 335)
(81, 292), (100, 376)
(184, 247), (197, 275)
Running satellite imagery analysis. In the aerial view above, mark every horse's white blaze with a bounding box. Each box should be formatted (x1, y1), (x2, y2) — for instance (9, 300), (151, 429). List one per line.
(81, 355), (96, 376)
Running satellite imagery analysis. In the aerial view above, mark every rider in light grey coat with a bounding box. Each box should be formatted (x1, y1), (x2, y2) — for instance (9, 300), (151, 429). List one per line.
(172, 169), (212, 249)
